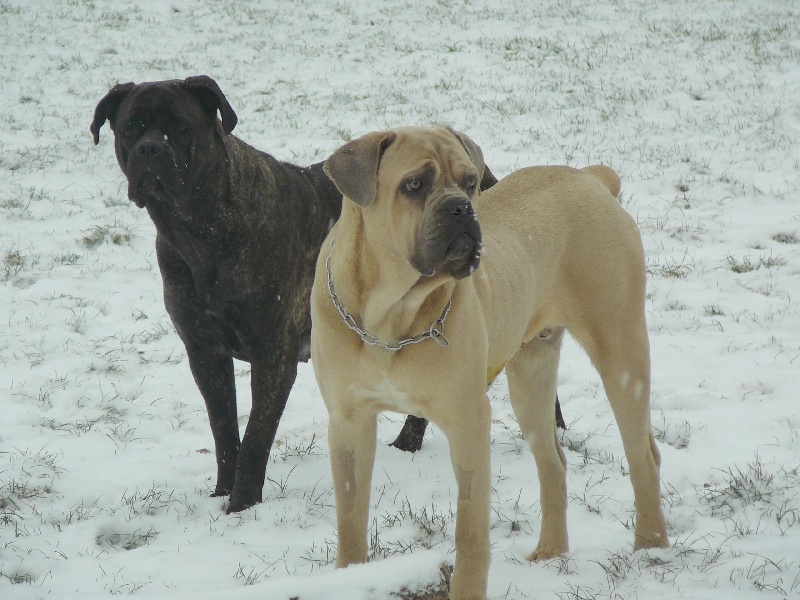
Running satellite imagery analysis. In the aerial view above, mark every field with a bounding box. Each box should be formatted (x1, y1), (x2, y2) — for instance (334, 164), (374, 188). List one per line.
(2, 0), (799, 598)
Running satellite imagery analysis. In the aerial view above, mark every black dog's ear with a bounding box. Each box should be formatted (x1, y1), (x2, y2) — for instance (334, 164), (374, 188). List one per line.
(324, 131), (397, 207)
(182, 75), (238, 135)
(445, 126), (487, 187)
(91, 82), (136, 145)
(479, 165), (498, 192)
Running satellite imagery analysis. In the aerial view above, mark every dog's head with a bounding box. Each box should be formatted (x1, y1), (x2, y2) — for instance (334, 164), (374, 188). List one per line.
(90, 75), (238, 212)
(324, 126), (485, 280)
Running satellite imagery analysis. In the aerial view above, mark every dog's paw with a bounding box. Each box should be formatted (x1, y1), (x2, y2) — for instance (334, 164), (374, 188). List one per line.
(226, 492), (262, 514)
(526, 546), (566, 562)
(389, 433), (424, 453)
(210, 488), (230, 498)
(633, 530), (670, 551)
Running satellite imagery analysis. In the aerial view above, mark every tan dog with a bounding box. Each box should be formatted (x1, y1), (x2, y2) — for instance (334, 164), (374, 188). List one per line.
(310, 126), (669, 600)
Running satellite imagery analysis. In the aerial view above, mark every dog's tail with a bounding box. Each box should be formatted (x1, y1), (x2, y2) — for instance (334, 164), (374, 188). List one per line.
(581, 165), (621, 199)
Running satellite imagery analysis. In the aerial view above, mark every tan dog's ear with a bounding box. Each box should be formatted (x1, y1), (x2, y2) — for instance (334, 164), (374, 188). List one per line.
(445, 126), (486, 185)
(324, 131), (397, 207)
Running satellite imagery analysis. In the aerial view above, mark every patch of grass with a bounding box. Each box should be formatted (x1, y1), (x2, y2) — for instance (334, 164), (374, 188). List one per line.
(647, 254), (694, 278)
(772, 231), (798, 244)
(726, 253), (787, 272)
(1, 448), (64, 532)
(98, 565), (151, 596)
(102, 195), (130, 208)
(758, 255), (786, 269)
(2, 244), (39, 281)
(137, 322), (171, 343)
(2, 570), (35, 585)
(96, 528), (158, 551)
(81, 220), (135, 249)
(232, 562), (269, 586)
(653, 416), (691, 450)
(0, 496), (25, 538)
(0, 195), (32, 218)
(48, 501), (115, 530)
(555, 583), (605, 600)
(42, 415), (104, 435)
(727, 255), (757, 273)
(371, 499), (456, 560)
(334, 126), (352, 141)
(66, 308), (86, 333)
(120, 485), (193, 520)
(52, 251), (81, 265)
(0, 1), (21, 14)
(300, 538), (338, 569)
(273, 434), (321, 462)
(87, 335), (129, 374)
(702, 455), (800, 535)
(560, 428), (618, 467)
(570, 473), (615, 516)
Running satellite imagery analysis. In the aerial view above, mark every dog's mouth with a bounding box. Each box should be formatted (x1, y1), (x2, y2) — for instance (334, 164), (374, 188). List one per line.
(130, 173), (164, 208)
(443, 233), (482, 280)
(414, 231), (482, 280)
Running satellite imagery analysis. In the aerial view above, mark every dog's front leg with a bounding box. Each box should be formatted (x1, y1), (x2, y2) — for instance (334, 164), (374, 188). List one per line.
(185, 345), (239, 497)
(329, 408), (378, 567)
(440, 397), (492, 600)
(228, 330), (299, 513)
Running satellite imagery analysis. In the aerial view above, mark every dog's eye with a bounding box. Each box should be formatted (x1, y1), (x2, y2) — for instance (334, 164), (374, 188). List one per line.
(171, 121), (189, 135)
(405, 178), (423, 193)
(121, 119), (143, 139)
(466, 177), (477, 191)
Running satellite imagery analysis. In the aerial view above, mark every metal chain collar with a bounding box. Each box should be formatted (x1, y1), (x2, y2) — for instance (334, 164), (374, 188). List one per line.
(325, 249), (451, 351)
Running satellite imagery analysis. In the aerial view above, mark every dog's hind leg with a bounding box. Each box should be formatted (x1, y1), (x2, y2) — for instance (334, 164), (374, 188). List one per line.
(328, 408), (378, 567)
(389, 415), (428, 452)
(505, 327), (569, 560)
(390, 397), (566, 453)
(576, 316), (669, 550)
(186, 346), (240, 497)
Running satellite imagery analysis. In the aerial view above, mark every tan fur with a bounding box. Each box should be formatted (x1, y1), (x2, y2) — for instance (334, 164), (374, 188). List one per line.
(311, 126), (668, 600)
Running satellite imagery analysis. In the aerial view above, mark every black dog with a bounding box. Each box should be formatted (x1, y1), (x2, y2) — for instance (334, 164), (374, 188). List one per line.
(91, 76), (351, 512)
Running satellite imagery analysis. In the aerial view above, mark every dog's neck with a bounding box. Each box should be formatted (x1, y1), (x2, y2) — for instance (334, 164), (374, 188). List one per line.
(329, 201), (456, 346)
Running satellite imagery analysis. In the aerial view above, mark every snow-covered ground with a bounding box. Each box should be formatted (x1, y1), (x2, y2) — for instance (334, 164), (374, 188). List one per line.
(2, 0), (799, 598)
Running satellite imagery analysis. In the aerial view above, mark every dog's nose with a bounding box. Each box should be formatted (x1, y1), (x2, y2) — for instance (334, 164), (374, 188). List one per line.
(442, 196), (474, 218)
(136, 140), (163, 158)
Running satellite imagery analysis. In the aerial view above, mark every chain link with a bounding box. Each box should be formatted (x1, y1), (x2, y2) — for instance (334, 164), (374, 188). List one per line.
(325, 251), (451, 351)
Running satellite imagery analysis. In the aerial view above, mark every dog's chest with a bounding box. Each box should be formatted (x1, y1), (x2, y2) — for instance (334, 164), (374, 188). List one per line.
(351, 373), (419, 416)
(162, 252), (272, 361)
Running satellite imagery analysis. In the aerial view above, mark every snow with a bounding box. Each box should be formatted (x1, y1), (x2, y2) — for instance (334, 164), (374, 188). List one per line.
(1, 0), (799, 598)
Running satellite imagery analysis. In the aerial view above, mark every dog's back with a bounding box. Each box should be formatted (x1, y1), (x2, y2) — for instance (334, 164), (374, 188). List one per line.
(472, 165), (645, 362)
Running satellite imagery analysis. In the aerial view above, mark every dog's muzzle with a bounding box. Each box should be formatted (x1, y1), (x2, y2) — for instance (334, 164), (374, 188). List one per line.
(127, 138), (177, 208)
(413, 195), (482, 280)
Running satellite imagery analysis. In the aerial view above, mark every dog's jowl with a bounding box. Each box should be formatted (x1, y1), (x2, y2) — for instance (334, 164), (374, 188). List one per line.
(90, 76), (347, 513)
(310, 126), (669, 600)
